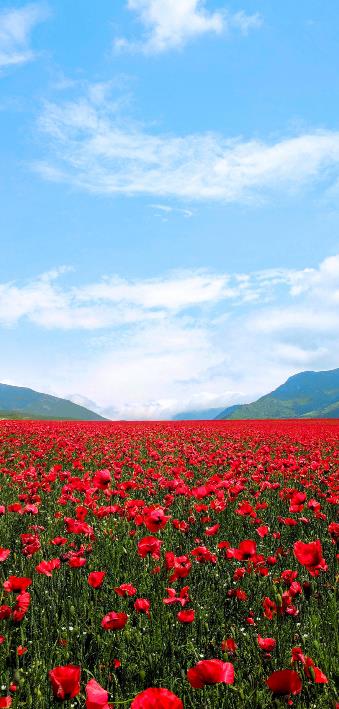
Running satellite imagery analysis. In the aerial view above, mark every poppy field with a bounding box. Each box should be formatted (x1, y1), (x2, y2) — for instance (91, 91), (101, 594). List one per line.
(0, 419), (338, 708)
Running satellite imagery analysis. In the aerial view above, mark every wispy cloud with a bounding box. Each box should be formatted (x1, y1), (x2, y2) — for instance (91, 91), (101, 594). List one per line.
(34, 88), (339, 203)
(0, 3), (49, 70)
(150, 203), (193, 218)
(114, 0), (262, 54)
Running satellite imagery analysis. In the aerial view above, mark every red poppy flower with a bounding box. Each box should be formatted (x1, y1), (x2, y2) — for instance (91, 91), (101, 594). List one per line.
(101, 612), (128, 630)
(88, 572), (106, 589)
(293, 540), (327, 576)
(187, 659), (234, 688)
(257, 636), (276, 651)
(49, 664), (81, 700)
(266, 669), (302, 696)
(68, 556), (87, 568)
(93, 469), (111, 489)
(304, 657), (328, 684)
(3, 576), (32, 593)
(144, 507), (170, 533)
(256, 525), (269, 538)
(205, 523), (220, 536)
(17, 645), (28, 655)
(328, 521), (339, 543)
(177, 609), (195, 623)
(0, 698), (12, 708)
(137, 536), (162, 559)
(51, 536), (68, 546)
(0, 606), (11, 620)
(130, 687), (183, 708)
(134, 598), (150, 615)
(35, 559), (61, 576)
(291, 646), (306, 664)
(12, 591), (31, 622)
(221, 638), (237, 654)
(85, 678), (110, 708)
(114, 583), (137, 597)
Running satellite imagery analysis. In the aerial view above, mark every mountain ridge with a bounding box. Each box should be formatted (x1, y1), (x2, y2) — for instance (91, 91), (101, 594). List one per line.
(216, 367), (339, 420)
(0, 383), (107, 421)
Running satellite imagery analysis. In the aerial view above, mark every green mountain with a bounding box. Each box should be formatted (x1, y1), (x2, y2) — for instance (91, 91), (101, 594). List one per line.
(216, 368), (339, 420)
(0, 383), (107, 421)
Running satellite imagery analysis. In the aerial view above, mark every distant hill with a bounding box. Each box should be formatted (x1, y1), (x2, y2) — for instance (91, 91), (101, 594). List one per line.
(216, 368), (339, 420)
(173, 407), (226, 420)
(0, 383), (107, 421)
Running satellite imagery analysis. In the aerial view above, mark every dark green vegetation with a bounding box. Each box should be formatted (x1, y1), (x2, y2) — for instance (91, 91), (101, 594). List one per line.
(217, 367), (339, 420)
(0, 383), (106, 421)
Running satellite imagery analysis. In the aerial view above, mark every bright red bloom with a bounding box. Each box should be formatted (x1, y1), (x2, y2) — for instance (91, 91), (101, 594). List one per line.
(177, 609), (195, 623)
(101, 612), (128, 630)
(165, 552), (192, 582)
(93, 469), (111, 489)
(137, 536), (162, 559)
(263, 596), (277, 620)
(88, 571), (106, 589)
(205, 523), (220, 536)
(51, 536), (68, 546)
(291, 646), (306, 664)
(221, 638), (237, 654)
(328, 521), (339, 543)
(17, 645), (28, 655)
(114, 583), (137, 597)
(85, 678), (110, 709)
(187, 659), (234, 688)
(12, 591), (31, 622)
(293, 540), (327, 576)
(163, 586), (190, 607)
(0, 698), (12, 707)
(256, 525), (269, 538)
(49, 664), (81, 700)
(3, 576), (32, 593)
(266, 669), (302, 696)
(144, 507), (170, 533)
(0, 549), (10, 563)
(0, 606), (11, 619)
(35, 559), (61, 576)
(304, 657), (328, 684)
(257, 635), (276, 651)
(68, 556), (87, 568)
(191, 546), (217, 564)
(227, 539), (257, 560)
(134, 598), (150, 615)
(131, 687), (183, 708)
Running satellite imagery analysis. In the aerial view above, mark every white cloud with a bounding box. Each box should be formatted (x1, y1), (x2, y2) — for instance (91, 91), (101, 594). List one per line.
(1, 256), (339, 418)
(0, 267), (272, 330)
(114, 0), (261, 53)
(34, 90), (339, 202)
(150, 204), (193, 218)
(0, 3), (49, 69)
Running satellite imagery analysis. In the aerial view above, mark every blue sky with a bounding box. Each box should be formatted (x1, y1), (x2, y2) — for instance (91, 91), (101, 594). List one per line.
(1, 0), (339, 418)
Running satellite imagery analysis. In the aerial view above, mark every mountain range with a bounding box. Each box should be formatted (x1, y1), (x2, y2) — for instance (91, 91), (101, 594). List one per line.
(1, 368), (339, 421)
(0, 383), (106, 421)
(216, 367), (339, 420)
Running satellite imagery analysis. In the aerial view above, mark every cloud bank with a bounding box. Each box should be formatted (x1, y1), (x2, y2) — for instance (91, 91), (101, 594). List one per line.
(1, 256), (339, 418)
